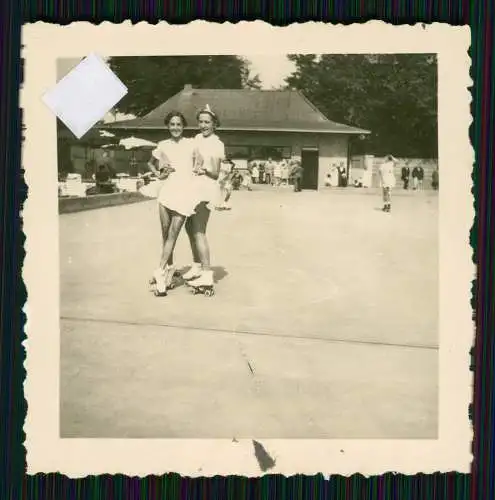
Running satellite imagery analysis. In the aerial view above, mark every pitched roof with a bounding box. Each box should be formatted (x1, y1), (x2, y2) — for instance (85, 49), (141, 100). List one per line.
(104, 86), (370, 135)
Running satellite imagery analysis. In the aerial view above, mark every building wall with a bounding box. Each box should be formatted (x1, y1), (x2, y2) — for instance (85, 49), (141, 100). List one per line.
(317, 135), (349, 189)
(350, 156), (439, 190)
(217, 131), (349, 190)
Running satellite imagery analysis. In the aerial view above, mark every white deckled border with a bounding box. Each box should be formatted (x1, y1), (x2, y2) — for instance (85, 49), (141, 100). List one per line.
(21, 20), (473, 477)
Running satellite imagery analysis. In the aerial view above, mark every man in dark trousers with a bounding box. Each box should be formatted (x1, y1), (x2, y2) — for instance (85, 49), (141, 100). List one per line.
(401, 163), (410, 190)
(290, 160), (304, 192)
(417, 165), (425, 190)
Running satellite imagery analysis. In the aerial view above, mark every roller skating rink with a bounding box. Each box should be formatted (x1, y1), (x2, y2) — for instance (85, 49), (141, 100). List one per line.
(60, 187), (439, 438)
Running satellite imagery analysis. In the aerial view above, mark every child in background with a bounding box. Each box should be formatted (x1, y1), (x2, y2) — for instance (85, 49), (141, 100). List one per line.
(216, 159), (235, 210)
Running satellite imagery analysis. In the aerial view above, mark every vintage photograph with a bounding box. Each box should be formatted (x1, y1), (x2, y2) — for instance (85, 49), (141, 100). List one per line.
(57, 52), (439, 439)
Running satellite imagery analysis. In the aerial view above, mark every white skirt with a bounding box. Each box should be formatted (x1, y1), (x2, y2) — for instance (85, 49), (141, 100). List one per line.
(139, 180), (163, 199)
(157, 175), (201, 217)
(193, 175), (222, 209)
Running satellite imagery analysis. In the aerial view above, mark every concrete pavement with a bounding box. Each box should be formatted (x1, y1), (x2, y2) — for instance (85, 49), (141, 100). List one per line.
(60, 187), (438, 438)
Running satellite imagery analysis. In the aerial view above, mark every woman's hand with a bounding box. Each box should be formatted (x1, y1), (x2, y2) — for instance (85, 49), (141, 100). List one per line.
(193, 166), (207, 176)
(157, 165), (175, 179)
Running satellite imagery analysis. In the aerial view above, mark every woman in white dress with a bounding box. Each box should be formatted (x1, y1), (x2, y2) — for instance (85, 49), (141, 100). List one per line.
(147, 111), (199, 296)
(181, 105), (225, 293)
(378, 154), (398, 213)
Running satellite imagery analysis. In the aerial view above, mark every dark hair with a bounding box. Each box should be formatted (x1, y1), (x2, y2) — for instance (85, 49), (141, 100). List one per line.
(164, 111), (187, 127)
(196, 107), (220, 127)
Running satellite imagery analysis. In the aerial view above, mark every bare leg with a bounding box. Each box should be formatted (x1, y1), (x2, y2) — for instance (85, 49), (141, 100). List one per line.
(158, 204), (174, 266)
(159, 209), (186, 269)
(190, 202), (211, 271)
(185, 217), (201, 263)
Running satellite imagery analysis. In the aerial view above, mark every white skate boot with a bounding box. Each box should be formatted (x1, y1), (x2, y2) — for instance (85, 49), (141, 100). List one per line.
(152, 268), (168, 296)
(149, 268), (162, 286)
(164, 264), (177, 290)
(187, 269), (215, 297)
(182, 263), (202, 281)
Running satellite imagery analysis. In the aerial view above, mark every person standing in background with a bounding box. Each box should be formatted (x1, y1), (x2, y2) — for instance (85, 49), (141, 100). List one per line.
(378, 155), (397, 213)
(273, 160), (282, 186)
(401, 162), (410, 190)
(216, 159), (235, 211)
(280, 160), (290, 186)
(291, 160), (304, 192)
(417, 165), (425, 190)
(432, 166), (439, 190)
(411, 165), (420, 190)
(265, 158), (273, 185)
(251, 162), (259, 185)
(258, 161), (265, 184)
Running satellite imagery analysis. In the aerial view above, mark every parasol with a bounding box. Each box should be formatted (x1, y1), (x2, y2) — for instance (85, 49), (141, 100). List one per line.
(99, 130), (116, 138)
(119, 136), (157, 150)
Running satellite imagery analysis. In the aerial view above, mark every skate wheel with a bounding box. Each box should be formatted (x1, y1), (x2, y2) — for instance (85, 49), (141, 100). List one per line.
(149, 277), (156, 285)
(205, 289), (214, 297)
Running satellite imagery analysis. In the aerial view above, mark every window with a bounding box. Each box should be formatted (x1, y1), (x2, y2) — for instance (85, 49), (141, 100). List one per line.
(226, 145), (292, 160)
(225, 145), (250, 158)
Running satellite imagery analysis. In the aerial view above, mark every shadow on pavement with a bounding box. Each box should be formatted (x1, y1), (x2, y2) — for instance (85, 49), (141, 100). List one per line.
(213, 266), (229, 283)
(171, 265), (229, 287)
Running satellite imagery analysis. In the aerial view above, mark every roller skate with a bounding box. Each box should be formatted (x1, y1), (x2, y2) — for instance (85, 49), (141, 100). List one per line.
(149, 269), (161, 286)
(150, 265), (177, 296)
(186, 269), (215, 297)
(164, 264), (178, 290)
(149, 267), (181, 286)
(182, 262), (202, 282)
(150, 268), (167, 296)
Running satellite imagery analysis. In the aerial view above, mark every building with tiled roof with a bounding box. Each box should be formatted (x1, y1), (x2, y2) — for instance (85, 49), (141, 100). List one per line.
(102, 85), (370, 190)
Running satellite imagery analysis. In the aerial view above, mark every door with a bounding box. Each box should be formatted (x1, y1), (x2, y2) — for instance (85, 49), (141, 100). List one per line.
(301, 149), (319, 190)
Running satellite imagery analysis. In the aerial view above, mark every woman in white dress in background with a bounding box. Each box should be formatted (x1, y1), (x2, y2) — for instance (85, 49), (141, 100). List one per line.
(378, 154), (398, 213)
(182, 105), (225, 293)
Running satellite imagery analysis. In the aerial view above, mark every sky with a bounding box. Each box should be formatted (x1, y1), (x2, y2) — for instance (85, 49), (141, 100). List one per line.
(242, 54), (296, 89)
(57, 55), (297, 121)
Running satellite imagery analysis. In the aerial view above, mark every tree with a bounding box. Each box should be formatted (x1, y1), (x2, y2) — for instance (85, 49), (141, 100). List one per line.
(285, 54), (437, 157)
(239, 57), (263, 90)
(108, 56), (261, 117)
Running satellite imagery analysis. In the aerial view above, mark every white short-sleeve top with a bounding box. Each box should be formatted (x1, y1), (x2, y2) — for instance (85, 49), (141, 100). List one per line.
(151, 137), (195, 180)
(193, 133), (225, 171)
(379, 161), (396, 188)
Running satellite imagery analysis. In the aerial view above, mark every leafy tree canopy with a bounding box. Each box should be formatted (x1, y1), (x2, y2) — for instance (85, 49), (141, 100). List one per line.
(108, 56), (261, 117)
(285, 54), (437, 158)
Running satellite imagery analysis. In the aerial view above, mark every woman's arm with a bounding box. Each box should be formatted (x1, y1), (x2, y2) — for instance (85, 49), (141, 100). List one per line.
(193, 142), (223, 180)
(148, 155), (172, 180)
(204, 156), (221, 180)
(206, 142), (226, 180)
(147, 156), (160, 175)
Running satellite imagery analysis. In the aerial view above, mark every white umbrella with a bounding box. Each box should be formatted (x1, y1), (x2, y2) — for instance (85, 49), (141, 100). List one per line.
(99, 130), (116, 138)
(119, 136), (157, 150)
